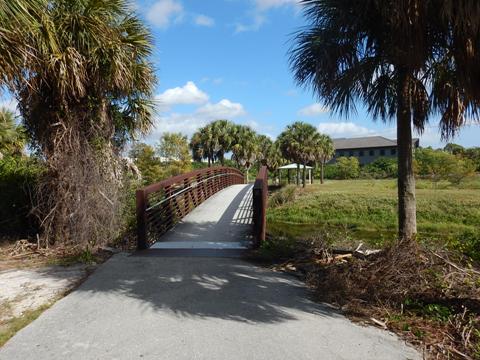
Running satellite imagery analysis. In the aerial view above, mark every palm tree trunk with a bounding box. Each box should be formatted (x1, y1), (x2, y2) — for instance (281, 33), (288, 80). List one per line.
(296, 164), (300, 186)
(246, 165), (249, 183)
(397, 71), (417, 242)
(302, 163), (306, 188)
(321, 161), (325, 184)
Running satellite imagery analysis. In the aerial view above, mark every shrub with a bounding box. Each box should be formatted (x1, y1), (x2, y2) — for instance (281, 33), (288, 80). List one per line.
(362, 157), (398, 178)
(415, 148), (476, 185)
(336, 156), (360, 179)
(269, 185), (297, 208)
(0, 156), (44, 236)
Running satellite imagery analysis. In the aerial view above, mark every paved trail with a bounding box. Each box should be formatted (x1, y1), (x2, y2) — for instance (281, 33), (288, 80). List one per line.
(0, 254), (420, 360)
(0, 185), (420, 359)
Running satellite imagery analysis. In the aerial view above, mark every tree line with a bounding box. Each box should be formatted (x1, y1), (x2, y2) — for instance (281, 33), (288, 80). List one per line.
(129, 120), (335, 186)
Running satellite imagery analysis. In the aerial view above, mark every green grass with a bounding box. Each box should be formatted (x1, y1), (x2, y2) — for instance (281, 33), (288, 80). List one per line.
(0, 303), (53, 347)
(267, 178), (480, 257)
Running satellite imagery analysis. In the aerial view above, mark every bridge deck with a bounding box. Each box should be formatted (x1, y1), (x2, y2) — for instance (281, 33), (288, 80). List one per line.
(151, 184), (253, 250)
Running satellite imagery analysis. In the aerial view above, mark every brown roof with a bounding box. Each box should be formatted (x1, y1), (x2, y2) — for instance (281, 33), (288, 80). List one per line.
(333, 136), (419, 150)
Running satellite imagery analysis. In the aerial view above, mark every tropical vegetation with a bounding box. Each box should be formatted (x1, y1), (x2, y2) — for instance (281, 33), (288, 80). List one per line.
(289, 0), (480, 242)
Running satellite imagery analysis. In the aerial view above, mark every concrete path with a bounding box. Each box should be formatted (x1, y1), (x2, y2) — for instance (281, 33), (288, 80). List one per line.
(151, 184), (253, 250)
(0, 254), (420, 360)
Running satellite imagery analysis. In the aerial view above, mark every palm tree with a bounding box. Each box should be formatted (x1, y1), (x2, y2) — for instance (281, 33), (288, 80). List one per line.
(0, 0), (46, 88)
(190, 124), (217, 166)
(8, 0), (156, 245)
(210, 120), (234, 165)
(0, 108), (25, 158)
(289, 0), (480, 241)
(231, 125), (258, 182)
(314, 134), (334, 184)
(278, 122), (318, 188)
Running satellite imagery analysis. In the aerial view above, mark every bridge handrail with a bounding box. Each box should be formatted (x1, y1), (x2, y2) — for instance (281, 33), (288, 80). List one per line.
(252, 166), (268, 246)
(136, 166), (245, 249)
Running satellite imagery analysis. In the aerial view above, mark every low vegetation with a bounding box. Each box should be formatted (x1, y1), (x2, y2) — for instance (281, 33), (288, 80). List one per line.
(263, 178), (480, 358)
(267, 179), (480, 260)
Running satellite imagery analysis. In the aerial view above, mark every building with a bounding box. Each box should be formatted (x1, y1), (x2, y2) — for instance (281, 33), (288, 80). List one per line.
(331, 136), (420, 165)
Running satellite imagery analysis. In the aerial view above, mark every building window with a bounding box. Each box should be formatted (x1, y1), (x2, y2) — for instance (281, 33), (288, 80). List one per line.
(349, 151), (354, 156)
(359, 150), (364, 157)
(390, 148), (396, 155)
(339, 150), (344, 156)
(369, 149), (375, 156)
(380, 149), (385, 156)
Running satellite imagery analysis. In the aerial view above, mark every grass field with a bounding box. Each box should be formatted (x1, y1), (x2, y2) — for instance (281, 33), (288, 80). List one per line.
(267, 178), (480, 257)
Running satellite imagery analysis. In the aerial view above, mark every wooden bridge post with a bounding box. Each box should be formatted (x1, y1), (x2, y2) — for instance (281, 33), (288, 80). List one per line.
(136, 189), (148, 250)
(253, 166), (268, 247)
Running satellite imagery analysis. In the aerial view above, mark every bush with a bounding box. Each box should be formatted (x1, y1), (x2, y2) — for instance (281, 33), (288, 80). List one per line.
(0, 156), (44, 236)
(362, 157), (398, 179)
(415, 148), (476, 185)
(336, 156), (360, 179)
(269, 185), (297, 208)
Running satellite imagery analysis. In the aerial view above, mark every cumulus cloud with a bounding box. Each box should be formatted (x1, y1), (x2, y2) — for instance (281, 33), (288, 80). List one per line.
(156, 81), (209, 109)
(317, 122), (375, 137)
(194, 14), (215, 27)
(235, 14), (266, 33)
(146, 0), (184, 29)
(145, 99), (247, 143)
(298, 103), (329, 116)
(255, 0), (299, 11)
(196, 99), (246, 119)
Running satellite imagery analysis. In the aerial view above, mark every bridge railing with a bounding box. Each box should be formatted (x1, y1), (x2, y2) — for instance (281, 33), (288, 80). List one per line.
(136, 166), (245, 249)
(252, 166), (268, 247)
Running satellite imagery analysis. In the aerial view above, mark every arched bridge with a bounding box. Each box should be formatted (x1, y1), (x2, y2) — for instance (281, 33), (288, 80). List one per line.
(136, 166), (268, 251)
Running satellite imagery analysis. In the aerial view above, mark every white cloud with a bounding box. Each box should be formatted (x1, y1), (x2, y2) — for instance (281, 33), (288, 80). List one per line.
(196, 99), (246, 119)
(298, 103), (329, 116)
(235, 14), (266, 33)
(156, 81), (209, 109)
(255, 0), (299, 11)
(194, 14), (215, 27)
(236, 0), (299, 32)
(146, 0), (184, 29)
(317, 122), (375, 137)
(145, 99), (247, 143)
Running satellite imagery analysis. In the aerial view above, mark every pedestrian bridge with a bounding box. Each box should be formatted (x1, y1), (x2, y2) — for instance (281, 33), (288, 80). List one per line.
(136, 166), (268, 251)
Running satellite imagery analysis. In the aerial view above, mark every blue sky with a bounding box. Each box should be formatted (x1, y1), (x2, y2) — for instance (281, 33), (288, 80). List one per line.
(136, 0), (479, 148)
(2, 0), (479, 148)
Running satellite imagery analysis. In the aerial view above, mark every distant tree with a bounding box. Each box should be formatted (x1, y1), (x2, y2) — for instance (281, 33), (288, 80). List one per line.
(415, 148), (475, 185)
(464, 147), (480, 172)
(0, 108), (25, 158)
(444, 143), (465, 156)
(314, 134), (334, 184)
(210, 120), (234, 165)
(157, 132), (191, 176)
(363, 157), (398, 179)
(231, 125), (258, 182)
(129, 143), (163, 185)
(278, 122), (318, 187)
(336, 157), (360, 179)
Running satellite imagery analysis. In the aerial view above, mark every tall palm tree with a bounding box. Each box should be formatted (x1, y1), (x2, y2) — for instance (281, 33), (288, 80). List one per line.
(8, 0), (156, 245)
(231, 125), (258, 182)
(278, 122), (318, 188)
(314, 134), (334, 184)
(289, 0), (480, 241)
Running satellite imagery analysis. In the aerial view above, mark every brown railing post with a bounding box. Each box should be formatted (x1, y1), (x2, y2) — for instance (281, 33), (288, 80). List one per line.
(252, 166), (268, 247)
(136, 189), (148, 250)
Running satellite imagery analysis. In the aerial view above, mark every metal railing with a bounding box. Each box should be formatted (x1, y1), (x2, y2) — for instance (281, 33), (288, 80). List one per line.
(136, 166), (245, 249)
(252, 166), (268, 247)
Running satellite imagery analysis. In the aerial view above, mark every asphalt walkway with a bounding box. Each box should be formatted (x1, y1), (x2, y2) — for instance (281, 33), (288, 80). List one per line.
(0, 254), (420, 359)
